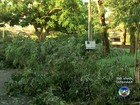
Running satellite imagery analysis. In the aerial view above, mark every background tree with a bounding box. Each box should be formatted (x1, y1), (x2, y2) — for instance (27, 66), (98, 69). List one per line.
(0, 0), (15, 25)
(106, 0), (140, 54)
(0, 0), (87, 41)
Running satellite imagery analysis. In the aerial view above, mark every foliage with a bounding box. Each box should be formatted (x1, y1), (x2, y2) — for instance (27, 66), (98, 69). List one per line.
(31, 90), (67, 105)
(0, 0), (87, 41)
(0, 30), (13, 69)
(106, 0), (140, 53)
(106, 0), (140, 27)
(1, 0), (140, 104)
(4, 35), (140, 105)
(5, 36), (41, 69)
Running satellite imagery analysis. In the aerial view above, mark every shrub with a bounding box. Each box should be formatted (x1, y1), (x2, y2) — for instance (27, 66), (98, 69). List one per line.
(6, 69), (50, 96)
(5, 35), (140, 105)
(0, 30), (13, 69)
(5, 36), (47, 69)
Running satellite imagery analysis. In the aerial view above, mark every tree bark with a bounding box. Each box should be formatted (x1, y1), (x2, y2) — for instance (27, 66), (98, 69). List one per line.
(121, 28), (126, 47)
(134, 35), (139, 83)
(102, 27), (110, 54)
(97, 0), (110, 55)
(34, 25), (48, 42)
(129, 27), (136, 54)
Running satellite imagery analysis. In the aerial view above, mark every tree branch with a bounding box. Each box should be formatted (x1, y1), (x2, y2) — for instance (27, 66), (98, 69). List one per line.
(41, 8), (61, 19)
(48, 8), (62, 15)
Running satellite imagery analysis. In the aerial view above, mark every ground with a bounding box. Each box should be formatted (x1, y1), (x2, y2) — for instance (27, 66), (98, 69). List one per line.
(0, 70), (31, 105)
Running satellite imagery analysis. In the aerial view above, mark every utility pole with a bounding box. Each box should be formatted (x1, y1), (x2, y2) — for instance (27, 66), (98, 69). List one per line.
(85, 0), (95, 49)
(88, 0), (92, 41)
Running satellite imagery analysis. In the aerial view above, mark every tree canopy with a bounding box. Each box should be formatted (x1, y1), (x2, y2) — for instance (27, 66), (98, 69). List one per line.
(0, 0), (87, 41)
(105, 0), (140, 53)
(1, 0), (140, 53)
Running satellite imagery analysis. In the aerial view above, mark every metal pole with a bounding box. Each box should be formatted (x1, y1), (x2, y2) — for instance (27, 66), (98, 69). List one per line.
(88, 0), (92, 41)
(2, 27), (4, 38)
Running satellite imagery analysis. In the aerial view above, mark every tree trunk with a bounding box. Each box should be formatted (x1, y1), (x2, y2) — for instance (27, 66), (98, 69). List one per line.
(121, 28), (126, 47)
(34, 25), (48, 42)
(134, 27), (140, 83)
(97, 0), (110, 55)
(129, 27), (136, 54)
(102, 27), (110, 54)
(37, 33), (46, 42)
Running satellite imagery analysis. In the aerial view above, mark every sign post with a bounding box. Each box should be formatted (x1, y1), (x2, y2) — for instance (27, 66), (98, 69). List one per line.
(88, 0), (92, 41)
(85, 0), (96, 49)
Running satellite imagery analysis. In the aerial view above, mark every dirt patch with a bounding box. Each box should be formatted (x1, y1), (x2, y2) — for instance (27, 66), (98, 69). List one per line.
(0, 70), (31, 105)
(0, 95), (31, 105)
(0, 70), (16, 94)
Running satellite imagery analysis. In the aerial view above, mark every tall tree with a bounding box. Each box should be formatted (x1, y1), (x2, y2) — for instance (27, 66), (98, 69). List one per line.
(121, 26), (126, 47)
(0, 0), (87, 41)
(96, 0), (110, 54)
(126, 1), (140, 54)
(106, 0), (140, 54)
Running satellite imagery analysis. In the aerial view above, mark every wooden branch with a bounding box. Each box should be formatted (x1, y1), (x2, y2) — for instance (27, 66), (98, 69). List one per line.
(40, 26), (43, 33)
(48, 8), (61, 14)
(34, 25), (39, 33)
(41, 8), (61, 19)
(98, 0), (102, 6)
(40, 8), (61, 19)
(96, 0), (106, 26)
(41, 16), (50, 19)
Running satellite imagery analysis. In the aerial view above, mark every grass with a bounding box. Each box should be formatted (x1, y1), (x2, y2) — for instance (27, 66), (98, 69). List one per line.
(97, 48), (139, 77)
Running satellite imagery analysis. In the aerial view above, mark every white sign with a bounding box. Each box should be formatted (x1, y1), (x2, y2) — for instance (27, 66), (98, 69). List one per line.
(85, 41), (96, 49)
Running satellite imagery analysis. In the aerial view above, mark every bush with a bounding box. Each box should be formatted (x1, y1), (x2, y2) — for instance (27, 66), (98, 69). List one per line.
(0, 30), (13, 69)
(5, 36), (46, 69)
(4, 35), (140, 105)
(31, 90), (67, 105)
